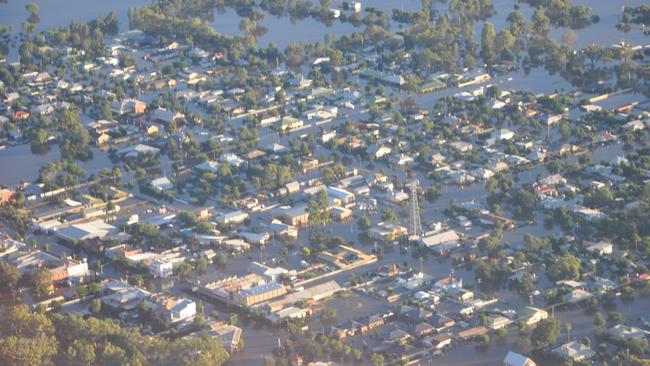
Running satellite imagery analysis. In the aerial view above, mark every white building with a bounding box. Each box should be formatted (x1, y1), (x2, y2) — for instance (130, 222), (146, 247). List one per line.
(585, 241), (613, 256)
(168, 298), (197, 323)
(503, 351), (536, 366)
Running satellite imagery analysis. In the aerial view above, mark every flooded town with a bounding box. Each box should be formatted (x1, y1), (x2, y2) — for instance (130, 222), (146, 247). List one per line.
(0, 0), (649, 365)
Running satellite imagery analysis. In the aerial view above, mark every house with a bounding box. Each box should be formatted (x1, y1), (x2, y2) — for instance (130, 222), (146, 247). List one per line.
(367, 222), (408, 242)
(457, 326), (489, 341)
(249, 262), (288, 282)
(367, 145), (391, 159)
(517, 307), (548, 326)
(389, 154), (415, 166)
(360, 314), (385, 332)
(111, 98), (146, 115)
(207, 322), (243, 354)
(153, 108), (185, 125)
(118, 144), (160, 159)
(585, 241), (613, 256)
(0, 188), (16, 204)
(606, 324), (650, 341)
(221, 239), (251, 252)
(55, 220), (117, 242)
(239, 232), (270, 246)
(149, 259), (176, 279)
(233, 282), (286, 306)
(331, 206), (352, 222)
(503, 351), (536, 366)
(268, 220), (298, 239)
(428, 333), (452, 349)
(327, 186), (355, 205)
(493, 128), (515, 141)
(448, 287), (474, 303)
(412, 322), (435, 337)
(101, 282), (151, 311)
(420, 230), (460, 249)
(449, 141), (473, 152)
(216, 210), (249, 225)
(278, 205), (310, 227)
(92, 131), (111, 145)
(552, 341), (595, 362)
(564, 289), (593, 304)
(150, 176), (174, 191)
(280, 116), (304, 131)
(331, 320), (363, 339)
(164, 298), (196, 323)
(488, 315), (512, 330)
(428, 314), (455, 331)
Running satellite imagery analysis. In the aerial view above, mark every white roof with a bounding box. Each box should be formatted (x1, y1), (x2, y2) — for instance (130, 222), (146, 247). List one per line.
(420, 230), (460, 248)
(504, 351), (535, 366)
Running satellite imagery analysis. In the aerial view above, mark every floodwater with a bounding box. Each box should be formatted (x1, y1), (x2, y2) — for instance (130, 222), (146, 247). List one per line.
(0, 144), (113, 186)
(1, 0), (646, 52)
(0, 0), (147, 33)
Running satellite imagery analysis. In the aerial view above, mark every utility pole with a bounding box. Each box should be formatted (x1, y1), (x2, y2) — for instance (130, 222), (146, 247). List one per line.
(407, 180), (423, 241)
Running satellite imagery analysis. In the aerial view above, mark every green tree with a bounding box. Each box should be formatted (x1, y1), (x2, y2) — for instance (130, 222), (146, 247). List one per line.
(32, 268), (53, 298)
(381, 207), (397, 224)
(0, 305), (58, 366)
(90, 298), (102, 314)
(65, 340), (96, 366)
(196, 256), (209, 274)
(0, 262), (21, 293)
(357, 216), (372, 231)
(547, 254), (581, 281)
(320, 308), (337, 328)
(175, 261), (193, 281)
(531, 8), (550, 38)
(531, 318), (561, 349)
(371, 353), (385, 366)
(480, 22), (497, 65)
(495, 29), (515, 55)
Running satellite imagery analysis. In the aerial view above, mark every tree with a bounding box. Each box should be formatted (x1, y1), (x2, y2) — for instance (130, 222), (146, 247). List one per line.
(559, 120), (571, 142)
(301, 247), (311, 258)
(357, 216), (371, 231)
(480, 22), (497, 65)
(215, 253), (227, 268)
(25, 3), (39, 15)
(531, 318), (560, 349)
(57, 109), (90, 160)
(547, 254), (581, 281)
(370, 353), (385, 366)
(29, 128), (49, 153)
(32, 268), (53, 298)
(507, 10), (527, 37)
(285, 43), (305, 68)
(175, 261), (193, 280)
(563, 322), (572, 342)
(196, 256), (208, 274)
(307, 190), (331, 227)
(320, 308), (337, 328)
(381, 208), (397, 224)
(65, 340), (96, 366)
(495, 29), (515, 55)
(90, 299), (102, 314)
(562, 30), (577, 47)
(0, 262), (21, 293)
(627, 338), (648, 355)
(584, 187), (614, 208)
(593, 312), (605, 327)
(0, 305), (58, 366)
(531, 8), (550, 38)
(511, 189), (536, 221)
(228, 313), (238, 326)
